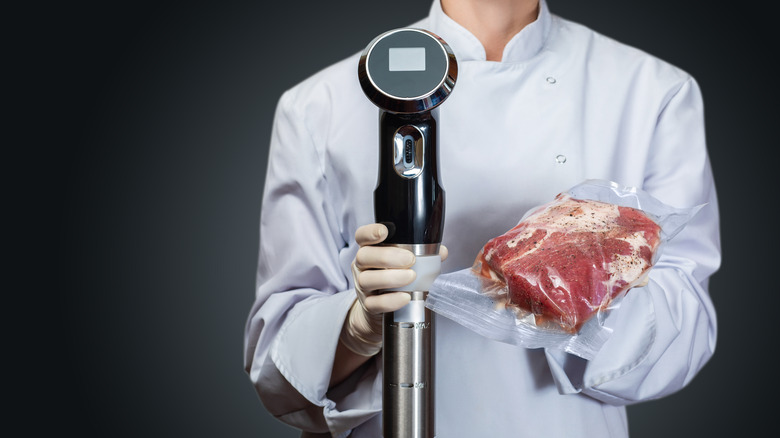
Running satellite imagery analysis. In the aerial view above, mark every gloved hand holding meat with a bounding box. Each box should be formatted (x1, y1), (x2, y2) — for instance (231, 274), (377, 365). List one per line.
(426, 179), (702, 358)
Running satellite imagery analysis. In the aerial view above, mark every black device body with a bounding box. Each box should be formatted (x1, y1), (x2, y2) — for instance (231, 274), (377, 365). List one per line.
(374, 110), (444, 244)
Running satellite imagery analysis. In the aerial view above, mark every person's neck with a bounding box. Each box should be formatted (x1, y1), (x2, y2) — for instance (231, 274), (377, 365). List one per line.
(441, 0), (540, 61)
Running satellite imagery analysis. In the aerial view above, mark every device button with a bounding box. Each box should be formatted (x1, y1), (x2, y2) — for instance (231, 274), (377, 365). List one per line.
(393, 125), (424, 178)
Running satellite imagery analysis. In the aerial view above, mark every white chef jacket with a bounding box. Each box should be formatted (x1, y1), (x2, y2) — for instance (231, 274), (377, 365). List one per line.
(243, 1), (720, 437)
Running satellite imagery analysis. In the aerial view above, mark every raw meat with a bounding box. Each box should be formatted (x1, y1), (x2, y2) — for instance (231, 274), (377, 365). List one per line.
(475, 194), (661, 333)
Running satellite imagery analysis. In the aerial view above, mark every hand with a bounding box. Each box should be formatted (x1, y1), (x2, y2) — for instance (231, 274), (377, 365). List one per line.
(339, 223), (448, 356)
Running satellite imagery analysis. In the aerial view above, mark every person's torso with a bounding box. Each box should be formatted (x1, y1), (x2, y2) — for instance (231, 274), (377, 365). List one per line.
(284, 11), (688, 437)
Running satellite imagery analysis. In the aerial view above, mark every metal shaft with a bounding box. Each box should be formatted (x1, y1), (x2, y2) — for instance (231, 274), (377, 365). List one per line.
(383, 294), (434, 438)
(381, 249), (440, 438)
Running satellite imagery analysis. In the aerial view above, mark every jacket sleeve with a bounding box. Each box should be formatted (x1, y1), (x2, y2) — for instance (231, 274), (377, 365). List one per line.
(546, 77), (721, 405)
(243, 89), (381, 437)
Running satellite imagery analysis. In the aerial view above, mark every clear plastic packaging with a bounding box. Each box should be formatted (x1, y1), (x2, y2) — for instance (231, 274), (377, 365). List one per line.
(426, 179), (703, 359)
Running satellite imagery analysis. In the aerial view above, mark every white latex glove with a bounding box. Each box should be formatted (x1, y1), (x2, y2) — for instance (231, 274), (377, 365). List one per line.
(340, 223), (448, 356)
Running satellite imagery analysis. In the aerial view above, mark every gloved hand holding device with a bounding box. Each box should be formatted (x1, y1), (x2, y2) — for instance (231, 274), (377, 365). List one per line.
(340, 223), (448, 357)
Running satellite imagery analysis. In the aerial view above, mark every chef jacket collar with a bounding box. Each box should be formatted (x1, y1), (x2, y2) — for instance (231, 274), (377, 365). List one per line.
(427, 0), (551, 63)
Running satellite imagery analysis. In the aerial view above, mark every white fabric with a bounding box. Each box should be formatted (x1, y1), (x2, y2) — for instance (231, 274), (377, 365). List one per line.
(243, 0), (720, 436)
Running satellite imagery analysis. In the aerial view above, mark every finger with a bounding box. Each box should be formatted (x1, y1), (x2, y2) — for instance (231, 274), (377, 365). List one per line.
(358, 269), (416, 292)
(355, 246), (415, 270)
(439, 244), (449, 262)
(364, 291), (411, 314)
(355, 223), (388, 247)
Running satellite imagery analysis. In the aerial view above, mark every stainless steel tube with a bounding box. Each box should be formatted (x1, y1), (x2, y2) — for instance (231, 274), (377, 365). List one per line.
(382, 250), (440, 438)
(383, 298), (434, 438)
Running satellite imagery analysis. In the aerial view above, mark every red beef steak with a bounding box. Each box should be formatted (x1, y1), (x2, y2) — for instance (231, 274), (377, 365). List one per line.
(475, 194), (661, 332)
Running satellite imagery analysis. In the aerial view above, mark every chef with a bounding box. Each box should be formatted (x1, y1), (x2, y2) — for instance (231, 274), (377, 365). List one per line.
(243, 0), (720, 436)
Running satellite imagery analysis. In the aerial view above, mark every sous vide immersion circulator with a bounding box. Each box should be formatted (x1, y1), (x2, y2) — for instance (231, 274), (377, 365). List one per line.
(357, 28), (458, 438)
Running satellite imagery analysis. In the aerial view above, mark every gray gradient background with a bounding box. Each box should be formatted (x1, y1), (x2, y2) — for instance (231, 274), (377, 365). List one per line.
(30, 0), (778, 436)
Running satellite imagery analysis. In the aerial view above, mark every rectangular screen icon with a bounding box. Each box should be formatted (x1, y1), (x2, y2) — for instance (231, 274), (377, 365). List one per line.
(388, 47), (426, 72)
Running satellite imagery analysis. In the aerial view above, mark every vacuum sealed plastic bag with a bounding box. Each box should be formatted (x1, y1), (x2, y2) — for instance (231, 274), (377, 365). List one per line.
(426, 179), (703, 359)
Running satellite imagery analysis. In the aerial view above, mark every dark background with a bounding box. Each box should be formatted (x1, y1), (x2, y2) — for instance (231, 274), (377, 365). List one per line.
(22, 0), (777, 436)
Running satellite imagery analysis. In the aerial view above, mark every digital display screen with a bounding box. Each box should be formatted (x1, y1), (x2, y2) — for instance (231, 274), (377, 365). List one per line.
(388, 47), (426, 72)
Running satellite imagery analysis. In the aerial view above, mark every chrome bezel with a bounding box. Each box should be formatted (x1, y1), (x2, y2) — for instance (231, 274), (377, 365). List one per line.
(358, 28), (458, 114)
